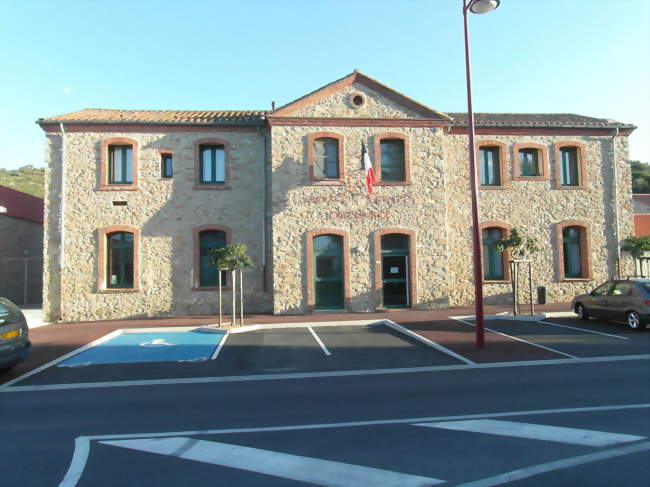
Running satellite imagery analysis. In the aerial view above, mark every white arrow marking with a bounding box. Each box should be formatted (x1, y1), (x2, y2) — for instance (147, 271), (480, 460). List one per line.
(100, 437), (444, 486)
(139, 338), (174, 347)
(414, 419), (645, 447)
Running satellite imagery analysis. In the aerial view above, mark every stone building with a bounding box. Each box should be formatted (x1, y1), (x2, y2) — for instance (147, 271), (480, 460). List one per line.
(38, 71), (636, 322)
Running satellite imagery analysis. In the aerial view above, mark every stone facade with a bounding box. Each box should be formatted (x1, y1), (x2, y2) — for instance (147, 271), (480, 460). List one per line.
(39, 72), (635, 322)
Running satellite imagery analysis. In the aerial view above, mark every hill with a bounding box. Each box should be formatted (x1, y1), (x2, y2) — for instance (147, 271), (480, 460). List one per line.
(0, 165), (45, 198)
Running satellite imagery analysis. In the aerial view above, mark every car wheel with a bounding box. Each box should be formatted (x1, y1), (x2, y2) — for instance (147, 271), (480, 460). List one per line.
(626, 311), (647, 331)
(576, 303), (589, 321)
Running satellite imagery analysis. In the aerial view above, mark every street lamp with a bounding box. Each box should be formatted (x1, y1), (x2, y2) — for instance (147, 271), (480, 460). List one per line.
(463, 0), (500, 349)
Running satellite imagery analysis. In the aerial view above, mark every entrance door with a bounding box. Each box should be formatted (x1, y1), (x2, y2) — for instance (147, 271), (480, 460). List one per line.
(381, 234), (410, 308)
(313, 235), (344, 309)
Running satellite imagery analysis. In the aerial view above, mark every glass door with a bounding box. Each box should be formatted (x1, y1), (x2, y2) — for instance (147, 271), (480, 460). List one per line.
(313, 235), (344, 309)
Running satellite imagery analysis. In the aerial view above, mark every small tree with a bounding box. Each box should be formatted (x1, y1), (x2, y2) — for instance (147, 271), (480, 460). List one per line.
(621, 236), (650, 277)
(210, 244), (253, 326)
(494, 228), (540, 315)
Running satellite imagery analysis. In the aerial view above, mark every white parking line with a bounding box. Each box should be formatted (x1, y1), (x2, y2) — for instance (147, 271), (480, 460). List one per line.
(450, 317), (578, 359)
(100, 437), (444, 487)
(210, 332), (229, 360)
(537, 321), (628, 340)
(308, 327), (331, 356)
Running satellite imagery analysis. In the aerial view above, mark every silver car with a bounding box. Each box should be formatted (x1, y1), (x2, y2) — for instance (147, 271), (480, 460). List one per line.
(572, 279), (650, 331)
(0, 297), (31, 369)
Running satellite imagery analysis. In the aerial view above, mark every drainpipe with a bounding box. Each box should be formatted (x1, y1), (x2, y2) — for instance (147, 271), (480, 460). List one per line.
(260, 119), (269, 292)
(59, 122), (66, 320)
(611, 127), (620, 277)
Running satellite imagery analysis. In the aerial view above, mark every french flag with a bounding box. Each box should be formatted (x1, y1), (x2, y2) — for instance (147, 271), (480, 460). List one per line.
(362, 142), (377, 194)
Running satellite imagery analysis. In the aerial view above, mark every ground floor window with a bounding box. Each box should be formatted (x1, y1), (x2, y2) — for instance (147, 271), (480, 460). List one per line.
(482, 227), (504, 280)
(107, 232), (134, 288)
(562, 226), (583, 278)
(199, 230), (227, 287)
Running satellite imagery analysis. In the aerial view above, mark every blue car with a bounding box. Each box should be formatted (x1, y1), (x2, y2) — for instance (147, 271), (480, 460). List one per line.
(0, 297), (31, 369)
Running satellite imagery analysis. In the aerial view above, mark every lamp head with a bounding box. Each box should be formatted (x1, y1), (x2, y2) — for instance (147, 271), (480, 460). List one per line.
(469, 0), (500, 14)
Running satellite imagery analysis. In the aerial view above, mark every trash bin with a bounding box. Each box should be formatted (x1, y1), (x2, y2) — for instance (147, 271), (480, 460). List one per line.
(537, 286), (547, 305)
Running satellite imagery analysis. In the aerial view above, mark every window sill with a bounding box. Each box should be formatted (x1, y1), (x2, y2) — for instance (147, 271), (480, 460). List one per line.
(310, 179), (345, 186)
(554, 185), (586, 190)
(479, 185), (511, 190)
(192, 286), (232, 291)
(483, 280), (511, 284)
(375, 181), (412, 186)
(97, 288), (140, 294)
(98, 185), (139, 191)
(512, 176), (548, 181)
(561, 277), (591, 282)
(193, 184), (231, 190)
(159, 177), (173, 181)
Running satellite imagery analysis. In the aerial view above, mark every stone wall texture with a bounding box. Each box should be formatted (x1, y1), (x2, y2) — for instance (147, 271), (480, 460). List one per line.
(42, 81), (634, 321)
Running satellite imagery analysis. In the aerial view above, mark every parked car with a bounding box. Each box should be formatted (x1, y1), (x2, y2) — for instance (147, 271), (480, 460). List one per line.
(571, 279), (650, 330)
(0, 297), (31, 369)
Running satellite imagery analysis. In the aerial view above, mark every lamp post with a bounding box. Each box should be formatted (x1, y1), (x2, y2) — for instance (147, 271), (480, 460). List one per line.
(463, 0), (500, 348)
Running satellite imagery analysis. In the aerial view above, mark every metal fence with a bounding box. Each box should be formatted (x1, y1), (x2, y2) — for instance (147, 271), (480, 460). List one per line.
(0, 257), (43, 305)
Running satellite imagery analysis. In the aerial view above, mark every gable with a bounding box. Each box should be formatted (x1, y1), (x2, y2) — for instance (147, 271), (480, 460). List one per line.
(272, 71), (450, 121)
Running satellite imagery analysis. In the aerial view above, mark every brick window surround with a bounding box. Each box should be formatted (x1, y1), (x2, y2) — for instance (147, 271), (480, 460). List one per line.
(159, 149), (173, 180)
(479, 221), (512, 283)
(305, 228), (351, 311)
(192, 225), (232, 290)
(99, 137), (139, 191)
(553, 141), (587, 190)
(306, 132), (345, 185)
(512, 143), (549, 181)
(555, 220), (592, 281)
(372, 228), (417, 309)
(373, 133), (411, 185)
(193, 137), (232, 190)
(476, 139), (509, 189)
(97, 225), (140, 292)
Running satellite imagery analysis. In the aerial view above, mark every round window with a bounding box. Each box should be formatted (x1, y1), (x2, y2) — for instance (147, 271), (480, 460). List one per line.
(349, 93), (365, 108)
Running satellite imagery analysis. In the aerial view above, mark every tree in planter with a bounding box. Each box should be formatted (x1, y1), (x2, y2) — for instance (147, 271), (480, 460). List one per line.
(494, 228), (540, 315)
(209, 244), (253, 326)
(621, 236), (650, 277)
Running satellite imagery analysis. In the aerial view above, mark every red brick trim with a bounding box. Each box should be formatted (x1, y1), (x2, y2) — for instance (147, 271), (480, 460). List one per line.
(306, 132), (345, 184)
(479, 221), (512, 283)
(446, 126), (634, 137)
(192, 225), (232, 290)
(98, 137), (139, 191)
(305, 228), (351, 311)
(97, 225), (140, 292)
(476, 139), (509, 189)
(512, 143), (549, 181)
(266, 117), (443, 128)
(373, 133), (411, 185)
(555, 220), (592, 281)
(158, 149), (173, 180)
(553, 141), (587, 190)
(40, 123), (258, 133)
(193, 137), (232, 190)
(372, 228), (417, 309)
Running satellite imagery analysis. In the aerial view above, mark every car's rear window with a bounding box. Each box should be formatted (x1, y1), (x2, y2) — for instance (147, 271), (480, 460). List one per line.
(641, 283), (650, 294)
(0, 299), (22, 323)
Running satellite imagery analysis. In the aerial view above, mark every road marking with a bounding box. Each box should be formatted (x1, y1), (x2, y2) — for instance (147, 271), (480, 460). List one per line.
(450, 317), (578, 359)
(59, 436), (90, 487)
(383, 319), (475, 365)
(414, 419), (645, 447)
(210, 332), (229, 360)
(308, 327), (331, 356)
(100, 437), (444, 487)
(537, 321), (628, 340)
(455, 441), (650, 487)
(4, 353), (650, 392)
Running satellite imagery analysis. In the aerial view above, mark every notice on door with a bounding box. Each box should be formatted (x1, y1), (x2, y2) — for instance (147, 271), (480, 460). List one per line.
(390, 267), (399, 274)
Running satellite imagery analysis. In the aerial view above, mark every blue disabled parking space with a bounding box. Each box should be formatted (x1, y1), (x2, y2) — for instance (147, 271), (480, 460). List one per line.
(58, 329), (226, 367)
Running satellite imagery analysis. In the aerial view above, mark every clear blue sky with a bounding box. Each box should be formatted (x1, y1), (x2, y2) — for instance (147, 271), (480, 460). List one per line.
(1, 0), (649, 170)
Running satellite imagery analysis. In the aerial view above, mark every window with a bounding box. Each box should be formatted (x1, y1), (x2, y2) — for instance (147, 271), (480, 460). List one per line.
(313, 138), (339, 179)
(591, 282), (614, 296)
(519, 149), (540, 177)
(380, 139), (405, 182)
(562, 226), (583, 278)
(200, 145), (226, 185)
(108, 145), (133, 184)
(107, 232), (134, 288)
(479, 147), (501, 186)
(161, 153), (173, 179)
(199, 230), (227, 287)
(482, 227), (505, 280)
(560, 147), (579, 186)
(312, 234), (344, 309)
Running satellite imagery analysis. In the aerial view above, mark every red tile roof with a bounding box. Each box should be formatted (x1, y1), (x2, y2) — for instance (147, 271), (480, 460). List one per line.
(0, 185), (44, 224)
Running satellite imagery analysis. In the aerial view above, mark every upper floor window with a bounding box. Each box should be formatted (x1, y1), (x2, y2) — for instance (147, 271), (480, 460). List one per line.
(560, 147), (579, 186)
(519, 148), (540, 177)
(107, 231), (134, 288)
(200, 145), (226, 184)
(108, 145), (133, 184)
(380, 139), (405, 182)
(161, 153), (173, 179)
(313, 137), (340, 179)
(479, 147), (501, 186)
